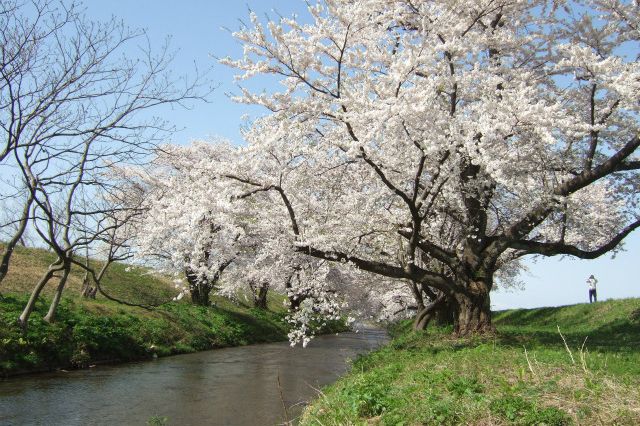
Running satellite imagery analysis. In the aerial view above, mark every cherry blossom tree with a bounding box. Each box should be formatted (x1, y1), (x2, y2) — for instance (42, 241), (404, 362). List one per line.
(220, 0), (640, 335)
(133, 141), (394, 344)
(121, 142), (242, 307)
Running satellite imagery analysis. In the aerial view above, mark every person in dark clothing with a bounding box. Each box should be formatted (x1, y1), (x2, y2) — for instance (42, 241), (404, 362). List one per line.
(587, 274), (598, 303)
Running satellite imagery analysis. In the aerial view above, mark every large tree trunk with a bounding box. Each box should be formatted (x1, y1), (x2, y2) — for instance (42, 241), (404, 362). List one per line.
(409, 280), (425, 312)
(185, 265), (215, 307)
(43, 263), (71, 323)
(413, 291), (455, 330)
(190, 284), (211, 306)
(413, 305), (434, 330)
(452, 279), (494, 336)
(253, 284), (269, 309)
(248, 280), (269, 309)
(18, 260), (63, 330)
(81, 272), (97, 299)
(0, 241), (19, 286)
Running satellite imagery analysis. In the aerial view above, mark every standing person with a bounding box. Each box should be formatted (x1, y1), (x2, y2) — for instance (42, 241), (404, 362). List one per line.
(587, 275), (598, 303)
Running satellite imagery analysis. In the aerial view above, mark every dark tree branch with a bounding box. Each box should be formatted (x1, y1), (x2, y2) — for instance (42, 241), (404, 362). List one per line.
(503, 135), (640, 243)
(294, 244), (450, 291)
(510, 219), (640, 259)
(398, 228), (457, 266)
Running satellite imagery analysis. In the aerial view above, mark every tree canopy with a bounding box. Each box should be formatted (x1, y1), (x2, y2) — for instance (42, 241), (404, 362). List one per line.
(19, 0), (636, 342)
(214, 0), (640, 335)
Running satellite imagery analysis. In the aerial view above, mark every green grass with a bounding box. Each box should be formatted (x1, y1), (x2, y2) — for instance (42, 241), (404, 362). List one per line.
(301, 299), (640, 425)
(0, 294), (291, 376)
(0, 245), (297, 376)
(0, 244), (176, 305)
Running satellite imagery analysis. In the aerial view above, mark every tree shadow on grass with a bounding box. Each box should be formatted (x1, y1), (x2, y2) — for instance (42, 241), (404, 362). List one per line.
(496, 320), (640, 353)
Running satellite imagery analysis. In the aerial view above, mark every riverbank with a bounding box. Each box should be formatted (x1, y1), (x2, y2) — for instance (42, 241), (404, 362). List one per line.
(301, 298), (640, 425)
(0, 246), (345, 377)
(0, 294), (293, 377)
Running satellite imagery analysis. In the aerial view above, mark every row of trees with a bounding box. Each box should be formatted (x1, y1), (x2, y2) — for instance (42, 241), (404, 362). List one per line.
(3, 0), (638, 344)
(135, 0), (639, 341)
(0, 0), (209, 329)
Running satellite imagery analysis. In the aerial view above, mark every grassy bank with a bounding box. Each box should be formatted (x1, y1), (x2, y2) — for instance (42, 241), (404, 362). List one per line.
(0, 246), (296, 376)
(301, 298), (640, 425)
(0, 294), (291, 376)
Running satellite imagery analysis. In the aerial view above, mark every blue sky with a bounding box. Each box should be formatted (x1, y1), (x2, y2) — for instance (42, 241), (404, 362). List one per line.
(87, 0), (311, 145)
(86, 0), (640, 310)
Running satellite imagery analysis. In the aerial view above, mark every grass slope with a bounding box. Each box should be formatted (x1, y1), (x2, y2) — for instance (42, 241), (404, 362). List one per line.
(0, 245), (177, 305)
(301, 299), (640, 425)
(0, 246), (292, 376)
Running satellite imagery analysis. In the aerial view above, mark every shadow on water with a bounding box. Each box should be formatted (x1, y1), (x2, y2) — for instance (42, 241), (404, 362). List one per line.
(0, 328), (388, 426)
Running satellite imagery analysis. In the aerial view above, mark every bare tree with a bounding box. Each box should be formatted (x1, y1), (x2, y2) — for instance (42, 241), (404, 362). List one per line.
(0, 0), (210, 327)
(16, 158), (145, 326)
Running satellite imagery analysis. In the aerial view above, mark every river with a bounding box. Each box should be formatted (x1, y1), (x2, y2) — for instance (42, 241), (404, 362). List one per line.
(0, 328), (387, 425)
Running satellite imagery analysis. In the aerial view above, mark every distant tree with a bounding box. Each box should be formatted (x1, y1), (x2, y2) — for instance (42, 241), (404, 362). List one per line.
(122, 143), (242, 307)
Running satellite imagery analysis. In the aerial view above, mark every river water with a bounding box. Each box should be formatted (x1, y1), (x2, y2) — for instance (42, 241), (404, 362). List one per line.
(0, 328), (387, 426)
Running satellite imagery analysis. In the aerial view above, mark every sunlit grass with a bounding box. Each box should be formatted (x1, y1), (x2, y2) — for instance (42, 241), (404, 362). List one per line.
(0, 246), (294, 376)
(301, 298), (640, 425)
(0, 244), (175, 305)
